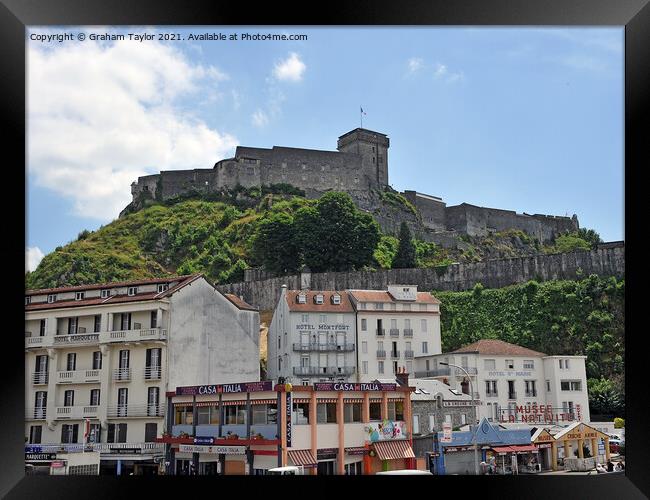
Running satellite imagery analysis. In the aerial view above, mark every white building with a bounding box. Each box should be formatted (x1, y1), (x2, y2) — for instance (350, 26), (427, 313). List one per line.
(348, 285), (442, 382)
(415, 339), (590, 425)
(24, 274), (260, 475)
(268, 287), (357, 383)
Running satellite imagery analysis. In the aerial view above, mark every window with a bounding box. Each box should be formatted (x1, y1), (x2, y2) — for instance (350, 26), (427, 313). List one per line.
(461, 414), (467, 425)
(145, 423), (158, 442)
(421, 319), (427, 332)
(297, 293), (306, 304)
(387, 401), (404, 421)
(67, 317), (78, 335)
(75, 292), (85, 301)
(61, 424), (79, 444)
(525, 380), (537, 397)
(118, 388), (128, 416)
(507, 380), (516, 399)
(293, 402), (310, 424)
(425, 359), (430, 371)
(315, 294), (324, 304)
(345, 462), (363, 475)
(128, 287), (138, 296)
(67, 353), (76, 371)
(378, 361), (384, 374)
(90, 389), (100, 406)
(39, 319), (46, 336)
(92, 351), (102, 370)
(559, 359), (563, 369)
(560, 381), (582, 391)
(362, 361), (368, 374)
(369, 402), (381, 420)
(332, 294), (341, 305)
(404, 319), (411, 330)
(445, 414), (452, 423)
(119, 349), (130, 369)
(301, 314), (309, 323)
(362, 341), (368, 354)
(224, 405), (248, 425)
(485, 380), (498, 397)
(145, 348), (162, 379)
(35, 391), (47, 408)
(375, 302), (384, 310)
(47, 294), (56, 303)
(150, 311), (158, 329)
(393, 361), (398, 373)
(157, 283), (169, 293)
(412, 415), (420, 434)
(29, 425), (42, 444)
(100, 289), (110, 298)
(484, 359), (496, 370)
(390, 319), (397, 329)
(107, 423), (127, 443)
(546, 380), (551, 392)
(523, 360), (534, 369)
(344, 403), (362, 423)
(361, 319), (367, 331)
(25, 296), (31, 305)
(565, 359), (570, 369)
(94, 315), (101, 333)
(87, 423), (101, 443)
(35, 354), (48, 376)
(317, 403), (337, 423)
(175, 406), (194, 425)
(64, 390), (75, 407)
(302, 380), (309, 386)
(147, 387), (160, 417)
(506, 359), (514, 369)
(422, 342), (428, 354)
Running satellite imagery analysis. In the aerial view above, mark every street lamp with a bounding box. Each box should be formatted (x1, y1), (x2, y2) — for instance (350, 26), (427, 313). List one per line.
(439, 361), (479, 476)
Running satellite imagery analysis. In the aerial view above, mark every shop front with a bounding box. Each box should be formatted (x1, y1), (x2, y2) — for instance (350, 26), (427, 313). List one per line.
(442, 446), (477, 475)
(532, 428), (556, 471)
(551, 422), (610, 470)
(369, 439), (416, 473)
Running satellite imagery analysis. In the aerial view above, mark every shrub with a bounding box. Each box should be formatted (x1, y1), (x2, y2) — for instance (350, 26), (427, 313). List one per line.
(614, 417), (625, 429)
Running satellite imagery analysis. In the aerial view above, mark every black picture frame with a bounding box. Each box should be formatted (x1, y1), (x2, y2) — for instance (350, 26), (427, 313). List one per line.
(2, 0), (645, 497)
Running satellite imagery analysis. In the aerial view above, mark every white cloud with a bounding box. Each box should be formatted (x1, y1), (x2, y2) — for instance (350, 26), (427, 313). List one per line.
(26, 246), (45, 273)
(434, 62), (464, 84)
(28, 34), (238, 221)
(272, 52), (306, 82)
(434, 63), (448, 78)
(252, 109), (269, 128)
(407, 57), (424, 74)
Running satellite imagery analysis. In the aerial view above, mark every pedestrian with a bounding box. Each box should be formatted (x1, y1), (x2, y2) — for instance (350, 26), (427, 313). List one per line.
(607, 461), (614, 472)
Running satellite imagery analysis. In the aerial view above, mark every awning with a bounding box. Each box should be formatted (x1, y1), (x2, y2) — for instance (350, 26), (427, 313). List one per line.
(491, 446), (516, 455)
(372, 440), (415, 460)
(511, 445), (538, 454)
(288, 449), (318, 467)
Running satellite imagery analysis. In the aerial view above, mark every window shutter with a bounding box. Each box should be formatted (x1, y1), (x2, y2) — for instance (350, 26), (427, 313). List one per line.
(118, 424), (127, 443)
(61, 425), (66, 443)
(107, 424), (115, 443)
(72, 424), (78, 443)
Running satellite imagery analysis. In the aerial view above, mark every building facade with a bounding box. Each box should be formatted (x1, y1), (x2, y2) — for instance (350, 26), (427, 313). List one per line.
(24, 274), (260, 475)
(414, 339), (591, 425)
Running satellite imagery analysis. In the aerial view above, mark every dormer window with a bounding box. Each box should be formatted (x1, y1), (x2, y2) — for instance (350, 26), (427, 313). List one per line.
(315, 294), (324, 305)
(331, 294), (341, 305)
(75, 292), (85, 301)
(128, 287), (138, 296)
(157, 283), (169, 293)
(47, 294), (56, 303)
(25, 296), (31, 305)
(101, 289), (110, 299)
(297, 293), (306, 304)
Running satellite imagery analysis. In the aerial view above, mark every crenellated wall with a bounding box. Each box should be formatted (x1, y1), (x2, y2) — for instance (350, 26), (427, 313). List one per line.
(216, 244), (624, 311)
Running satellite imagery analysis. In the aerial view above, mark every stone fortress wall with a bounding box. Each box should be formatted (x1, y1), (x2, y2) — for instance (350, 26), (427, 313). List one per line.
(127, 127), (579, 243)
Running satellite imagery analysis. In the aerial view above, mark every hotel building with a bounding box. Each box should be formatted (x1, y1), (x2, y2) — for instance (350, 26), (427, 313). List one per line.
(24, 274), (260, 475)
(414, 339), (591, 425)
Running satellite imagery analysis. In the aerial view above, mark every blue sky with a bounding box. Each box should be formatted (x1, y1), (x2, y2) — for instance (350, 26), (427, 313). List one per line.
(26, 27), (624, 271)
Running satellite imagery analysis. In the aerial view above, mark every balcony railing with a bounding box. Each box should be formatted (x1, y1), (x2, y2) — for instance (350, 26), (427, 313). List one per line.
(143, 366), (162, 380)
(404, 350), (414, 359)
(389, 329), (400, 337)
(485, 392), (499, 398)
(508, 392), (517, 400)
(292, 343), (354, 352)
(55, 405), (99, 419)
(416, 367), (478, 377)
(113, 368), (131, 381)
(376, 329), (385, 336)
(390, 351), (401, 359)
(292, 366), (355, 376)
(26, 442), (166, 454)
(107, 404), (164, 418)
(26, 407), (47, 420)
(376, 350), (386, 359)
(101, 328), (167, 343)
(25, 328), (168, 349)
(525, 391), (538, 398)
(32, 372), (48, 385)
(57, 369), (101, 384)
(25, 336), (48, 348)
(403, 329), (414, 338)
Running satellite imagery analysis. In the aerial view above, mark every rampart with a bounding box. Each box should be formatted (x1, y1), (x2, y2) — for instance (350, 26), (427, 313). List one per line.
(216, 244), (624, 311)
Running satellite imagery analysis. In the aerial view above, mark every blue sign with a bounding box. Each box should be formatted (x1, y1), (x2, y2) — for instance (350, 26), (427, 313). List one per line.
(25, 445), (42, 453)
(194, 437), (215, 445)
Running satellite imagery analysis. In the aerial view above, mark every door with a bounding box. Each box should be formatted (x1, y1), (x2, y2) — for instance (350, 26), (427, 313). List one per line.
(146, 348), (161, 379)
(147, 387), (160, 416)
(444, 451), (476, 475)
(118, 350), (130, 380)
(118, 388), (128, 416)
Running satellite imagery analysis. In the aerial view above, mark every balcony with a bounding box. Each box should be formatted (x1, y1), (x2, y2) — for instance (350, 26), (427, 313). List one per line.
(376, 329), (385, 337)
(292, 343), (354, 352)
(57, 369), (102, 384)
(404, 350), (414, 359)
(32, 372), (48, 385)
(25, 334), (51, 348)
(101, 328), (167, 343)
(403, 329), (414, 338)
(292, 366), (355, 377)
(525, 391), (538, 398)
(143, 367), (162, 380)
(390, 351), (401, 359)
(414, 368), (451, 378)
(113, 368), (131, 382)
(485, 392), (499, 398)
(53, 332), (101, 347)
(26, 407), (47, 420)
(26, 442), (166, 454)
(107, 404), (164, 418)
(389, 329), (400, 338)
(376, 350), (386, 359)
(55, 405), (99, 419)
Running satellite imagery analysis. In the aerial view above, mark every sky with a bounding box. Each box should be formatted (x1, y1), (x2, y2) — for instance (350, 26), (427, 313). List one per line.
(26, 26), (624, 272)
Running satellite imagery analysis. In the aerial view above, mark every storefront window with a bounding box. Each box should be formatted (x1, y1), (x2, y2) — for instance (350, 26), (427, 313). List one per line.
(175, 405), (194, 425)
(344, 403), (362, 423)
(197, 407), (211, 425)
(293, 402), (310, 424)
(387, 402), (396, 421)
(317, 403), (337, 423)
(369, 402), (381, 420)
(225, 405), (248, 425)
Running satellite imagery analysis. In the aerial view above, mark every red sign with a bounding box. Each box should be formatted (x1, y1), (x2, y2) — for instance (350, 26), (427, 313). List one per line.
(499, 404), (583, 423)
(51, 461), (65, 468)
(176, 381), (273, 396)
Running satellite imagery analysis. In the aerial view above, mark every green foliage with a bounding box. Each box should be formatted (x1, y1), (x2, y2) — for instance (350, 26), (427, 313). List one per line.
(545, 232), (592, 254)
(379, 189), (418, 216)
(433, 275), (625, 419)
(614, 417), (625, 429)
(77, 229), (91, 241)
(251, 212), (301, 274)
(374, 236), (398, 269)
(393, 222), (417, 268)
(576, 228), (603, 248)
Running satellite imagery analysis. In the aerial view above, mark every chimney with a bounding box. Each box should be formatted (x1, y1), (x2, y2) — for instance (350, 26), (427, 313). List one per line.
(395, 366), (409, 387)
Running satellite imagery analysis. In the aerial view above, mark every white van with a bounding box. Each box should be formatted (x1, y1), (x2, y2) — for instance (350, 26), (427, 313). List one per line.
(267, 466), (305, 475)
(376, 469), (433, 475)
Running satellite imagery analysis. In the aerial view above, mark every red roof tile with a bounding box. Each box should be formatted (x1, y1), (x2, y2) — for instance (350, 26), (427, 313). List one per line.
(348, 290), (440, 304)
(451, 339), (546, 357)
(224, 294), (258, 311)
(25, 274), (201, 296)
(286, 290), (354, 312)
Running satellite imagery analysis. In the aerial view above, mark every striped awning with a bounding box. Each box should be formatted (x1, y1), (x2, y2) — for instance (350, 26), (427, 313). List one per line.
(492, 446), (516, 455)
(372, 440), (415, 460)
(293, 398), (310, 404)
(288, 449), (318, 467)
(369, 398), (382, 403)
(251, 399), (277, 405)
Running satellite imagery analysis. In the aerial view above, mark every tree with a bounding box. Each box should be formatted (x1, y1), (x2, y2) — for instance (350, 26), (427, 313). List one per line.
(294, 192), (381, 272)
(251, 212), (301, 274)
(392, 222), (416, 268)
(577, 228), (603, 248)
(588, 378), (625, 416)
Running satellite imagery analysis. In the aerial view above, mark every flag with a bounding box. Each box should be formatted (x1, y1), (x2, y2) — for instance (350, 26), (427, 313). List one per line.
(360, 106), (366, 115)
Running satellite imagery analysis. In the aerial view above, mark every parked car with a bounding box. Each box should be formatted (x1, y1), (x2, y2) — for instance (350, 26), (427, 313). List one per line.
(609, 437), (624, 454)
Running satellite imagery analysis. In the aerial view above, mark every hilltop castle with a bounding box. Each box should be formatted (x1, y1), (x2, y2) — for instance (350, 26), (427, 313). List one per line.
(127, 127), (578, 246)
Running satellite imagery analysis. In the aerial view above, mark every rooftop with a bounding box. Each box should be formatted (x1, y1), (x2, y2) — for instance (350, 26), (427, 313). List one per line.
(348, 290), (440, 304)
(450, 339), (546, 357)
(285, 290), (355, 313)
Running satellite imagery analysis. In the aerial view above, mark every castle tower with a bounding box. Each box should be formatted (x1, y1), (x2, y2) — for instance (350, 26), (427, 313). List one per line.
(337, 128), (389, 188)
